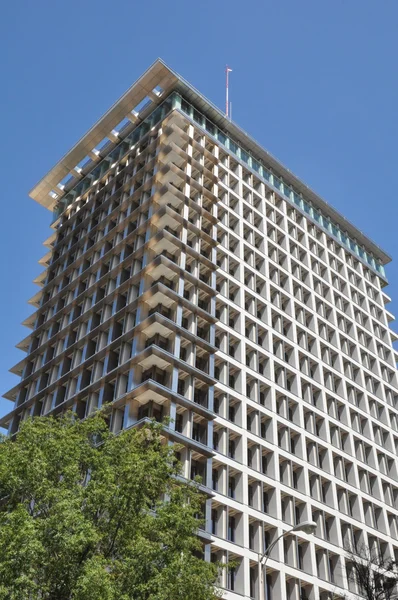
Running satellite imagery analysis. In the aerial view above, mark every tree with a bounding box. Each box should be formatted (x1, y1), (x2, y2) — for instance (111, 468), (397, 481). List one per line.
(346, 544), (398, 600)
(0, 412), (220, 600)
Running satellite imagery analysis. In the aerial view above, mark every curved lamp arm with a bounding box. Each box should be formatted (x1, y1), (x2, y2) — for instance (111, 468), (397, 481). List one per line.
(259, 531), (288, 568)
(258, 521), (317, 600)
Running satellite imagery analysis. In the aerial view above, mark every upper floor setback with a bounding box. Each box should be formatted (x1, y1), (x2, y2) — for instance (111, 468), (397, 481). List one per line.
(29, 59), (391, 281)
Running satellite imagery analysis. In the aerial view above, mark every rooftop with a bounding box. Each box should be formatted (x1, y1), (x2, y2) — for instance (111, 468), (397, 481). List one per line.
(29, 59), (391, 267)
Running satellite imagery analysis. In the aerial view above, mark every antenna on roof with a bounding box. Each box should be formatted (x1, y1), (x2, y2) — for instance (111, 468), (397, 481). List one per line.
(225, 66), (232, 119)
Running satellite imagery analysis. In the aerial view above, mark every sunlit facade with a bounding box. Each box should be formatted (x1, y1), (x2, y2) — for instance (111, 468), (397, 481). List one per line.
(3, 60), (398, 600)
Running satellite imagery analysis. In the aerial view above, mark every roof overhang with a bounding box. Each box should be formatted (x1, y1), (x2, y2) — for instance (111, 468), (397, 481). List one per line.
(29, 60), (179, 210)
(29, 58), (391, 265)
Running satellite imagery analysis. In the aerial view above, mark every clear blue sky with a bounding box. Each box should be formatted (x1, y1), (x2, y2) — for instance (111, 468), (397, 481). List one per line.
(0, 0), (397, 420)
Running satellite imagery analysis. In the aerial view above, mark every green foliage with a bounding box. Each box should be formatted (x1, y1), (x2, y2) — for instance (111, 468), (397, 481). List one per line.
(0, 413), (220, 600)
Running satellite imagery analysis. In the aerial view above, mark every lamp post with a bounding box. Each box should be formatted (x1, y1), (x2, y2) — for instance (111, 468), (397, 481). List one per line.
(258, 520), (317, 600)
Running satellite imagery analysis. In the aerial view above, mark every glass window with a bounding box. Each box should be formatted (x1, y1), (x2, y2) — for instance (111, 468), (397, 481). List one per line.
(140, 121), (150, 137)
(163, 95), (173, 113)
(130, 127), (141, 145)
(206, 119), (216, 135)
(74, 180), (84, 197)
(252, 159), (260, 173)
(366, 253), (375, 269)
(80, 180), (90, 194)
(262, 168), (271, 182)
(193, 109), (203, 125)
(293, 192), (302, 207)
(217, 131), (227, 145)
(240, 149), (249, 163)
(322, 217), (331, 231)
(313, 210), (321, 223)
(150, 106), (163, 126)
(283, 184), (292, 199)
(181, 98), (191, 115)
(91, 165), (102, 181)
(63, 192), (74, 207)
(229, 139), (238, 154)
(349, 239), (357, 252)
(109, 147), (121, 162)
(273, 175), (282, 191)
(252, 158), (260, 173)
(99, 160), (110, 178)
(376, 263), (385, 277)
(118, 141), (129, 156)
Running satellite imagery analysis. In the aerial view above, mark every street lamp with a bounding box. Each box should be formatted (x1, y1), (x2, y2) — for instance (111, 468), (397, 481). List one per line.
(258, 520), (317, 600)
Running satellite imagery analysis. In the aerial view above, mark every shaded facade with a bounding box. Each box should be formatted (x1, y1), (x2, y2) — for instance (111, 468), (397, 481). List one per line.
(3, 60), (398, 600)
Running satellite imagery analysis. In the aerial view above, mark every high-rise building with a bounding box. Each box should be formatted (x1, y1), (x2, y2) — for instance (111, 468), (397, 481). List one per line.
(3, 59), (398, 600)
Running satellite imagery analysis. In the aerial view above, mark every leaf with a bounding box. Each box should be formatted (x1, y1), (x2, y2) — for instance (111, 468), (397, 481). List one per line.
(0, 413), (220, 600)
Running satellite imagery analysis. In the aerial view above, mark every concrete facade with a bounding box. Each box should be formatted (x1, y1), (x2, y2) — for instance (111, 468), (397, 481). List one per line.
(3, 60), (398, 600)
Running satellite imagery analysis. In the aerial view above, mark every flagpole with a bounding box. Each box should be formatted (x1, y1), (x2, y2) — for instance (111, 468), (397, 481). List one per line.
(225, 66), (229, 117)
(225, 66), (232, 119)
